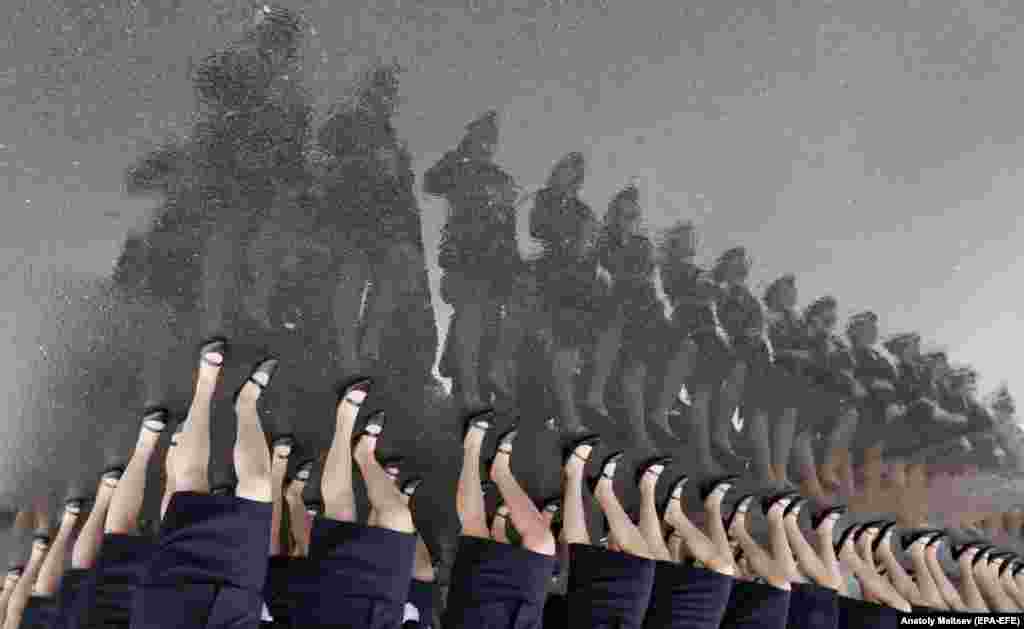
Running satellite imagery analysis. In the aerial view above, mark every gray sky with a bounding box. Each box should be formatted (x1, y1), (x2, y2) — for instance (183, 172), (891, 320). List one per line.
(1, 0), (1021, 412)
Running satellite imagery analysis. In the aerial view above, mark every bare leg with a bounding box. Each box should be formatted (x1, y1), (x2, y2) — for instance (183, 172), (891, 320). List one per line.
(584, 314), (624, 415)
(3, 536), (49, 629)
(650, 340), (696, 434)
(106, 418), (164, 534)
(72, 476), (117, 569)
(637, 466), (672, 562)
(593, 461), (653, 559)
(490, 436), (555, 555)
(561, 444), (593, 547)
(490, 505), (510, 543)
(322, 392), (363, 523)
(771, 407), (799, 485)
(160, 432), (178, 522)
(269, 442), (292, 555)
(353, 434), (414, 534)
(284, 477), (310, 556)
(552, 347), (587, 433)
(398, 489), (436, 583)
(175, 345), (224, 494)
(33, 505), (81, 596)
(233, 370), (274, 504)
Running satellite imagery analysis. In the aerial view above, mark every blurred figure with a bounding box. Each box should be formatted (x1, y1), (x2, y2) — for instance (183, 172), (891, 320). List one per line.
(588, 185), (667, 452)
(527, 152), (603, 434)
(426, 111), (521, 411)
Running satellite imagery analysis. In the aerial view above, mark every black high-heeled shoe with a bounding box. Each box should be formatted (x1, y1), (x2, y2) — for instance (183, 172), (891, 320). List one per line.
(811, 505), (847, 531)
(64, 497), (86, 516)
(783, 495), (808, 520)
(659, 474), (690, 519)
(834, 523), (861, 555)
(337, 377), (373, 408)
(32, 533), (51, 549)
(462, 409), (496, 442)
(304, 499), (324, 517)
(855, 520), (885, 546)
(541, 497), (562, 521)
(292, 457), (316, 483)
(7, 565), (24, 578)
(101, 465), (125, 487)
(761, 491), (799, 517)
(353, 410), (386, 448)
(481, 480), (497, 496)
(698, 475), (739, 503)
(234, 357), (279, 405)
(561, 433), (602, 467)
(635, 456), (672, 488)
(401, 477), (424, 499)
(142, 407), (169, 434)
(900, 528), (939, 552)
(198, 337), (229, 368)
(587, 451), (625, 495)
(725, 494), (756, 534)
(871, 521), (897, 554)
(494, 425), (519, 458)
(951, 541), (982, 561)
(379, 456), (404, 481)
(271, 434), (296, 460)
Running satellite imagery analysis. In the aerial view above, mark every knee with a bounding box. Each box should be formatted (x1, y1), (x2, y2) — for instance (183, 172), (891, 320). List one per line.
(521, 529), (556, 556)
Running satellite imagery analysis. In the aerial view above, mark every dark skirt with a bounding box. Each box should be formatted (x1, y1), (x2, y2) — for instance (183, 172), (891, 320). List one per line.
(643, 562), (734, 629)
(131, 491), (273, 629)
(56, 568), (96, 629)
(568, 544), (656, 629)
(786, 584), (838, 629)
(797, 385), (851, 436)
(263, 556), (306, 627)
(719, 581), (791, 629)
(756, 364), (809, 416)
(21, 595), (58, 629)
(442, 535), (555, 629)
(836, 596), (898, 629)
(288, 517), (417, 629)
(86, 533), (155, 629)
(407, 579), (435, 627)
(619, 301), (670, 366)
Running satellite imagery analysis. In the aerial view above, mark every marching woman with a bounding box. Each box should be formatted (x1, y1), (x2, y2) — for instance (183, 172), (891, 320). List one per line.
(589, 184), (668, 452)
(425, 111), (522, 411)
(562, 437), (656, 628)
(529, 152), (604, 436)
(640, 470), (737, 629)
(0, 568), (21, 628)
(3, 520), (51, 629)
(975, 549), (1021, 612)
(442, 411), (556, 628)
(18, 497), (84, 629)
(130, 339), (277, 628)
(791, 297), (859, 500)
(761, 275), (818, 489)
(652, 221), (729, 464)
(845, 313), (903, 513)
(81, 407), (169, 629)
(718, 492), (796, 629)
(924, 534), (968, 611)
(287, 379), (418, 629)
(873, 523), (931, 610)
(708, 247), (771, 474)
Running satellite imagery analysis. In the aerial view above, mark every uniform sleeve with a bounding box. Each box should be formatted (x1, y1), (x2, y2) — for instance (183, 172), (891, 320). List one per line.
(423, 150), (462, 197)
